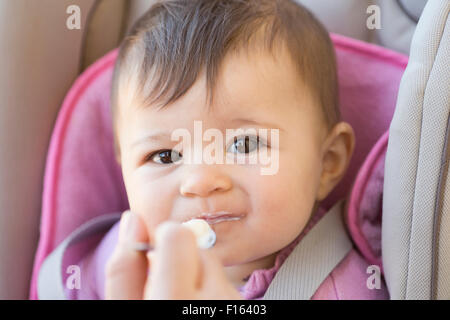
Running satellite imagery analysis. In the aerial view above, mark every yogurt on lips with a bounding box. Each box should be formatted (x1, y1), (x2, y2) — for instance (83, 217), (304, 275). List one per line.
(182, 212), (244, 249)
(198, 212), (245, 225)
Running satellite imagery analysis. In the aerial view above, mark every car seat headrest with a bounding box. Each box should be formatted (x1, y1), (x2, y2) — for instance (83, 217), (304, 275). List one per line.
(382, 0), (450, 299)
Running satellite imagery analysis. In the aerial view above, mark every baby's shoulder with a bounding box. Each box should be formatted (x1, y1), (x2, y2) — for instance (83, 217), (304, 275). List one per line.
(72, 220), (121, 300)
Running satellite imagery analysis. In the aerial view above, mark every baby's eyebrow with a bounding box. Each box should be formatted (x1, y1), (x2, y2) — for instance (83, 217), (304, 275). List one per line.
(230, 118), (283, 131)
(131, 131), (173, 148)
(130, 119), (283, 149)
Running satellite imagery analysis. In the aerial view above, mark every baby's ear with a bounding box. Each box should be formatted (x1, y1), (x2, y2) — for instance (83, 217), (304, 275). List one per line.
(316, 122), (355, 201)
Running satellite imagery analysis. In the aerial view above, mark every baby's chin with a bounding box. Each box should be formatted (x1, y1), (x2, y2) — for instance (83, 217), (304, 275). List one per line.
(207, 238), (278, 270)
(207, 221), (287, 264)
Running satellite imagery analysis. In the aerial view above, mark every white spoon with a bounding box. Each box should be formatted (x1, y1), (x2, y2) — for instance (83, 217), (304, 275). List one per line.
(132, 219), (216, 252)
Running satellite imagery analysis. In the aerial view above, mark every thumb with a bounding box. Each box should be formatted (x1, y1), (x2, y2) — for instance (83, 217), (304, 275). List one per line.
(105, 210), (149, 299)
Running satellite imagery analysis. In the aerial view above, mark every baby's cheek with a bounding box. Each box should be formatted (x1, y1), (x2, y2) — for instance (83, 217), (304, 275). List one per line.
(128, 184), (173, 228)
(256, 165), (316, 234)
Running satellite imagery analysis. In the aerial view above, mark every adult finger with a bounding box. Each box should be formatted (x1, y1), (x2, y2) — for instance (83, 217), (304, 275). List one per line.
(197, 250), (242, 300)
(145, 221), (201, 299)
(105, 210), (149, 299)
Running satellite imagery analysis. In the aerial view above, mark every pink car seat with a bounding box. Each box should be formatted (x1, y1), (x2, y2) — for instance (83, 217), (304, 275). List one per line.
(30, 33), (409, 299)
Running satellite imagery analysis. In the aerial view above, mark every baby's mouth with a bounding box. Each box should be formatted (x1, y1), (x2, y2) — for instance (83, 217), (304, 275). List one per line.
(196, 212), (245, 225)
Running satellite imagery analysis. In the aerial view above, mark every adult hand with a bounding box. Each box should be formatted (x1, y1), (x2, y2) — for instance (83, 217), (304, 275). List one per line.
(105, 211), (242, 300)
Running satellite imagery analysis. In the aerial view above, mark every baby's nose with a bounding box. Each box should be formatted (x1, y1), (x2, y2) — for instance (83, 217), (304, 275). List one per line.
(179, 165), (232, 197)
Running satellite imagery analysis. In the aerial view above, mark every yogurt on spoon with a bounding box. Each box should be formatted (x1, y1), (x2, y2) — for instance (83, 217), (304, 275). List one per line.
(133, 218), (216, 251)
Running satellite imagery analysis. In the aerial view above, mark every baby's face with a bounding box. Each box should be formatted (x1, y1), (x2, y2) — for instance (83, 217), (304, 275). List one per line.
(117, 46), (329, 267)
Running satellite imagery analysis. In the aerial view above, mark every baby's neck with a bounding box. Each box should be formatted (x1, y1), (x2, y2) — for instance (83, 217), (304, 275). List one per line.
(224, 252), (278, 289)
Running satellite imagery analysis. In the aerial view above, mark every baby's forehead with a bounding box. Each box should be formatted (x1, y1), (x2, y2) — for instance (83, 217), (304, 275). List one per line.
(119, 43), (308, 116)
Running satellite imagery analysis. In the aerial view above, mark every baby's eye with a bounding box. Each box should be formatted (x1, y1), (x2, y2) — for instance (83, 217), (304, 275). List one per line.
(227, 135), (261, 154)
(147, 149), (182, 164)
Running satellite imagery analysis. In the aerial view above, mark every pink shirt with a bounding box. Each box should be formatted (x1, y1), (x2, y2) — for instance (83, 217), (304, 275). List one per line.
(70, 209), (389, 300)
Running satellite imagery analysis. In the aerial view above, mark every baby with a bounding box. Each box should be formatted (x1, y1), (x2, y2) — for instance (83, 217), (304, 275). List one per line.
(78, 0), (388, 300)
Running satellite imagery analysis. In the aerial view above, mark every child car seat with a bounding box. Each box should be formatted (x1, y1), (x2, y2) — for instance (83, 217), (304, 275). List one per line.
(30, 30), (409, 299)
(0, 0), (432, 301)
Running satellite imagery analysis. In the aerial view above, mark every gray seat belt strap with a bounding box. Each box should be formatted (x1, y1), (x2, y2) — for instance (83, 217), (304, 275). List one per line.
(37, 213), (122, 300)
(263, 200), (353, 299)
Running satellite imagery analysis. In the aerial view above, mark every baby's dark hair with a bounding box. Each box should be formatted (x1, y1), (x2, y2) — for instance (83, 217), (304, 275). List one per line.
(111, 0), (340, 157)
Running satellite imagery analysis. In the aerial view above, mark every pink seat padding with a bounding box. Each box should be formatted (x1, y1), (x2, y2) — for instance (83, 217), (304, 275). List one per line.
(347, 131), (389, 271)
(30, 34), (408, 299)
